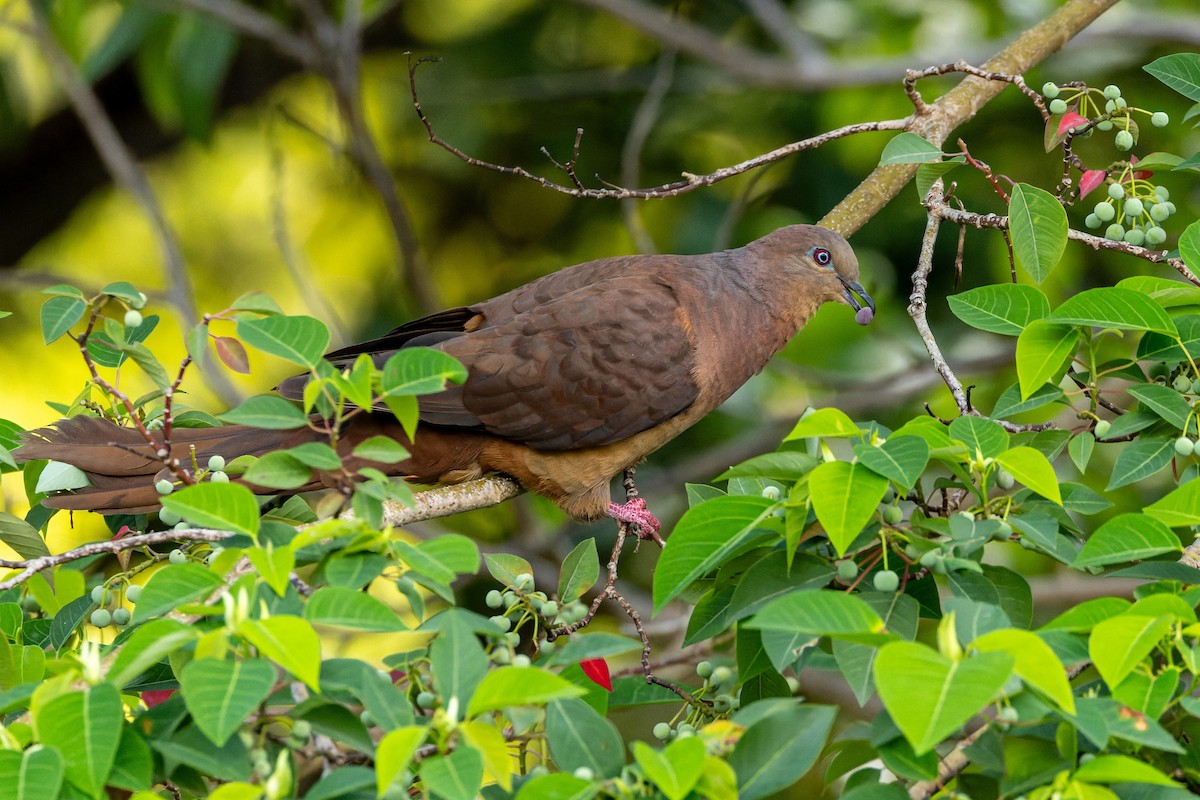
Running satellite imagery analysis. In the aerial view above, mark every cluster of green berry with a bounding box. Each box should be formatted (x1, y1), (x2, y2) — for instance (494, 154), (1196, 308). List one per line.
(483, 572), (588, 664)
(1043, 82), (1168, 150)
(1084, 182), (1175, 246)
(121, 291), (149, 329)
(155, 455), (230, 529)
(650, 660), (748, 741)
(836, 558), (901, 593)
(88, 581), (141, 628)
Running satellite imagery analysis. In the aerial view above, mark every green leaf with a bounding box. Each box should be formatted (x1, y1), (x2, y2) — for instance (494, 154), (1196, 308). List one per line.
(231, 291), (283, 315)
(381, 347), (468, 396)
(513, 773), (595, 800)
(1089, 614), (1172, 687)
(1008, 183), (1068, 283)
(715, 452), (818, 482)
(1068, 432), (1095, 473)
(1073, 514), (1181, 568)
(1015, 320), (1079, 399)
(992, 383), (1064, 418)
(180, 658), (276, 746)
(1144, 53), (1200, 102)
(106, 619), (198, 689)
(161, 482), (260, 539)
(35, 460), (91, 494)
(242, 452), (312, 490)
(0, 511), (52, 560)
(853, 436), (929, 491)
(419, 746), (484, 800)
(971, 629), (1074, 714)
(1106, 436), (1175, 490)
(238, 616), (322, 690)
(1181, 219), (1200, 273)
(40, 296), (86, 344)
(915, 158), (964, 200)
(878, 132), (944, 164)
(303, 586), (406, 632)
(947, 284), (1050, 335)
(558, 537), (599, 603)
(245, 544), (293, 597)
(430, 610), (489, 719)
(1146, 479), (1200, 527)
(1040, 597), (1131, 632)
(874, 643), (1014, 755)
(376, 727), (426, 796)
(995, 446), (1061, 504)
(1074, 753), (1180, 787)
(35, 684), (122, 798)
(1049, 287), (1177, 335)
(350, 436), (409, 464)
(131, 563), (224, 623)
(728, 703), (836, 800)
(466, 667), (584, 717)
(236, 315), (330, 369)
(832, 592), (921, 704)
(217, 396), (308, 429)
(749, 589), (888, 644)
(653, 495), (775, 612)
(809, 461), (888, 555)
(546, 697), (624, 778)
(284, 442), (342, 470)
(784, 407), (861, 440)
(948, 416), (1008, 459)
(632, 738), (705, 800)
(0, 746), (64, 799)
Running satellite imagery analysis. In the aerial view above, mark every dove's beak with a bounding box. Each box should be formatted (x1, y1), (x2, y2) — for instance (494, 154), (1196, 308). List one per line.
(839, 277), (875, 325)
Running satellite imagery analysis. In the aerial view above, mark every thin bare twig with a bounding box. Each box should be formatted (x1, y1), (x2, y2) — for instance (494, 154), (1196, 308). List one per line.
(619, 48), (677, 253)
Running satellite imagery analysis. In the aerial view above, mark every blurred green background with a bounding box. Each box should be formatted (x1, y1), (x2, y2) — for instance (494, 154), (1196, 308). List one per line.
(1, 0), (1198, 556)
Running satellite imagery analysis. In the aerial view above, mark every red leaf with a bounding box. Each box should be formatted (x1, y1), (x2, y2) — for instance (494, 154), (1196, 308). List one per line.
(580, 658), (612, 692)
(112, 525), (133, 540)
(214, 336), (251, 374)
(141, 689), (175, 707)
(1128, 155), (1153, 180)
(1079, 170), (1106, 199)
(1057, 112), (1088, 137)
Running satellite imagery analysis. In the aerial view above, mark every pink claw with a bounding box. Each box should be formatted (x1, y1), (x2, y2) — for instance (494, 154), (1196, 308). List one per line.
(607, 497), (662, 541)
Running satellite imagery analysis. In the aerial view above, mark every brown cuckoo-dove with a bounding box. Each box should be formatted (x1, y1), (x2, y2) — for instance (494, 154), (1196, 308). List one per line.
(17, 224), (873, 531)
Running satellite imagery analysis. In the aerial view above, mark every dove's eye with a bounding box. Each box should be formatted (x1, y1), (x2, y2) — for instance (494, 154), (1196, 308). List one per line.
(812, 247), (832, 267)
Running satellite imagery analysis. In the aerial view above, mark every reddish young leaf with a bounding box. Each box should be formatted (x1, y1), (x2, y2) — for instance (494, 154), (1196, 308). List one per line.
(1057, 111), (1088, 137)
(112, 525), (133, 539)
(580, 658), (612, 692)
(1129, 158), (1153, 180)
(214, 336), (251, 374)
(141, 689), (175, 707)
(1079, 170), (1106, 199)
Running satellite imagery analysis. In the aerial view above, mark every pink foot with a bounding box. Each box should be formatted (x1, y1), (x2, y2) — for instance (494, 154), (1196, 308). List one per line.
(608, 497), (662, 543)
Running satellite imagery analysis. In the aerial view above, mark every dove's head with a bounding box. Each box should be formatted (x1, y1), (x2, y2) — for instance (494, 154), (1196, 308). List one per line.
(755, 224), (875, 326)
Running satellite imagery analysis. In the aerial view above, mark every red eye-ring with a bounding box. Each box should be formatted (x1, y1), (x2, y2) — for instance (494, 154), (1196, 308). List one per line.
(813, 247), (832, 266)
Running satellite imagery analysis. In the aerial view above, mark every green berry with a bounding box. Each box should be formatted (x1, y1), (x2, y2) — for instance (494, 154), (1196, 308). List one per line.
(997, 470), (1015, 490)
(512, 655), (532, 669)
(873, 570), (900, 593)
(174, 521), (189, 531)
(1174, 375), (1193, 393)
(919, 551), (940, 568)
(155, 479), (174, 496)
(995, 521), (1014, 540)
(1124, 198), (1144, 217)
(697, 660), (714, 678)
(1146, 226), (1167, 245)
(132, 292), (148, 310)
(677, 723), (696, 737)
(168, 549), (186, 565)
(125, 584), (142, 603)
(491, 648), (511, 665)
(573, 767), (595, 781)
(712, 666), (733, 686)
(1163, 202), (1177, 216)
(1107, 183), (1125, 201)
(1096, 119), (1114, 131)
(515, 573), (534, 591)
(90, 608), (112, 628)
(1150, 203), (1171, 222)
(653, 722), (673, 740)
(541, 601), (559, 617)
(210, 470), (229, 483)
(1151, 111), (1169, 127)
(1114, 130), (1134, 151)
(882, 505), (903, 525)
(1041, 82), (1060, 98)
(490, 615), (511, 632)
(836, 559), (859, 581)
(1104, 223), (1125, 241)
(159, 508), (181, 526)
(91, 585), (107, 604)
(124, 310), (143, 328)
(292, 720), (311, 738)
(505, 631), (520, 646)
(1176, 437), (1195, 457)
(761, 485), (781, 501)
(1103, 84), (1122, 100)
(1123, 228), (1145, 246)
(1094, 201), (1116, 222)
(1048, 98), (1067, 115)
(1094, 420), (1112, 438)
(1155, 186), (1171, 201)
(207, 455), (226, 471)
(417, 691), (436, 709)
(112, 608), (131, 626)
(1084, 213), (1101, 229)
(485, 590), (503, 608)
